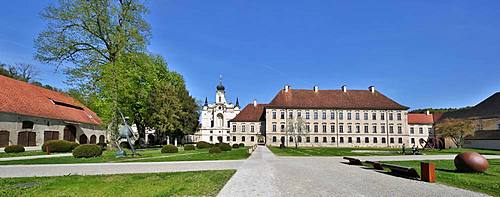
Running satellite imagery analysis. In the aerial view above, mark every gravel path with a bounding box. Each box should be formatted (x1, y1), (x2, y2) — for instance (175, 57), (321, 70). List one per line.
(218, 146), (490, 197)
(0, 160), (243, 178)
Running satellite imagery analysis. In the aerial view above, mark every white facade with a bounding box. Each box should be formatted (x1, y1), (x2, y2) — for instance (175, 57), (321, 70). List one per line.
(196, 80), (241, 143)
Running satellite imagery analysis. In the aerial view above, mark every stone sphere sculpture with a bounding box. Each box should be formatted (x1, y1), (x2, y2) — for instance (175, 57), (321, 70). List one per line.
(454, 152), (489, 173)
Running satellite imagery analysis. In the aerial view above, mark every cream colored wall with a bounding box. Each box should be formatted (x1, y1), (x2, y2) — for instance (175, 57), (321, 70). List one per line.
(265, 108), (409, 148)
(408, 123), (433, 148)
(0, 112), (105, 147)
(229, 121), (262, 146)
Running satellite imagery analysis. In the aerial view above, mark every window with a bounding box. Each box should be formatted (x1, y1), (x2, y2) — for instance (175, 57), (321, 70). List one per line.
(389, 113), (393, 120)
(297, 111), (302, 117)
(382, 137), (386, 143)
(330, 112), (335, 119)
(330, 124), (335, 133)
(348, 137), (352, 143)
(419, 127), (423, 134)
(306, 137), (311, 142)
(372, 125), (377, 133)
(280, 124), (285, 132)
(355, 125), (360, 133)
(272, 136), (277, 142)
(280, 111), (285, 119)
(372, 113), (377, 120)
(331, 137), (335, 143)
(272, 123), (277, 132)
(373, 137), (378, 143)
(22, 121), (34, 130)
(498, 124), (500, 129)
(272, 111), (276, 119)
(306, 111), (310, 119)
(233, 136), (236, 141)
(210, 130), (213, 133)
(322, 111), (326, 120)
(411, 138), (415, 144)
(227, 136), (230, 141)
(289, 111), (293, 119)
(339, 124), (344, 133)
(251, 136), (255, 142)
(397, 113), (402, 120)
(356, 137), (361, 143)
(281, 136), (285, 143)
(251, 125), (255, 132)
(410, 127), (414, 134)
(381, 113), (385, 120)
(289, 136), (293, 142)
(242, 125), (246, 132)
(210, 136), (213, 141)
(364, 113), (368, 120)
(389, 126), (394, 133)
(314, 111), (318, 120)
(390, 138), (394, 144)
(298, 136), (302, 142)
(232, 125), (236, 132)
(381, 125), (386, 133)
(364, 125), (369, 133)
(339, 112), (344, 120)
(347, 112), (352, 120)
(314, 124), (319, 133)
(428, 128), (432, 134)
(242, 136), (246, 142)
(397, 126), (402, 134)
(348, 125), (352, 133)
(398, 137), (402, 144)
(365, 137), (369, 143)
(306, 124), (310, 132)
(323, 137), (327, 143)
(322, 123), (327, 133)
(355, 113), (360, 120)
(340, 137), (344, 143)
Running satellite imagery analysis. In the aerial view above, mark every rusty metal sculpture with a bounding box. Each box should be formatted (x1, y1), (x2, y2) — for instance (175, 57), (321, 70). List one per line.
(454, 152), (489, 173)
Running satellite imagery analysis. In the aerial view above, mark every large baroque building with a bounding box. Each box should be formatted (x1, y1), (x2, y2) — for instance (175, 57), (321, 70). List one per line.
(229, 85), (431, 148)
(0, 76), (106, 148)
(196, 79), (241, 143)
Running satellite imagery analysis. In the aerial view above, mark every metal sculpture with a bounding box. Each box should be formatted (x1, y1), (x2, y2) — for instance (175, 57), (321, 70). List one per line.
(115, 110), (139, 157)
(419, 137), (444, 150)
(454, 152), (489, 173)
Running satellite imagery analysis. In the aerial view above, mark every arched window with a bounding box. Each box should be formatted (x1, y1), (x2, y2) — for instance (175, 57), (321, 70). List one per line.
(79, 134), (88, 144)
(242, 136), (246, 142)
(99, 135), (105, 143)
(90, 135), (97, 144)
(216, 114), (224, 127)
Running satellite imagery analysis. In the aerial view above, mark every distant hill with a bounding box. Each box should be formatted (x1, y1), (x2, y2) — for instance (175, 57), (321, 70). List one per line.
(410, 107), (471, 114)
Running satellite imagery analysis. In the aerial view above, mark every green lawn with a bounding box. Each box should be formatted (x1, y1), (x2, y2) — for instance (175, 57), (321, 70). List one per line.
(269, 146), (401, 156)
(269, 146), (500, 157)
(0, 151), (47, 158)
(0, 147), (250, 165)
(382, 159), (500, 197)
(0, 170), (235, 197)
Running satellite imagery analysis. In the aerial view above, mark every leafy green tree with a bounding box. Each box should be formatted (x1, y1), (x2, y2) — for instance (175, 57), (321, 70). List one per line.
(435, 119), (476, 148)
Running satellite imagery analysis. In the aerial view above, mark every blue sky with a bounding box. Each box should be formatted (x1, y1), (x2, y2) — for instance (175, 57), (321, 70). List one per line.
(1, 1), (499, 110)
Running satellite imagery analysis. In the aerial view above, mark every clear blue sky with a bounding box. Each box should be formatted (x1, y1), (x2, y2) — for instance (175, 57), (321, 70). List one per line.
(1, 1), (499, 110)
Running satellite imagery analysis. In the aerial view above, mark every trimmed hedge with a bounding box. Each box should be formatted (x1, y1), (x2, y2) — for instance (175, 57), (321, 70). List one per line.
(196, 141), (212, 149)
(42, 140), (79, 153)
(72, 144), (102, 158)
(232, 144), (239, 148)
(209, 147), (221, 154)
(161, 144), (178, 153)
(184, 144), (195, 151)
(238, 143), (245, 147)
(4, 145), (25, 153)
(219, 143), (232, 151)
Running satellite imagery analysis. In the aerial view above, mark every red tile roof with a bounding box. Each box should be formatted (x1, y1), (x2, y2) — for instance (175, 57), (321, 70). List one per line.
(408, 113), (434, 124)
(267, 89), (408, 110)
(230, 104), (267, 122)
(0, 75), (102, 125)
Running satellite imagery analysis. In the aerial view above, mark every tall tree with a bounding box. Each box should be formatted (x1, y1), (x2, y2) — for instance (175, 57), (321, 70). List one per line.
(435, 119), (476, 148)
(286, 117), (308, 149)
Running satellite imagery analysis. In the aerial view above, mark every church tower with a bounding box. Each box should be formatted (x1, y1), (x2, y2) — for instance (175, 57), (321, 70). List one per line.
(215, 75), (227, 104)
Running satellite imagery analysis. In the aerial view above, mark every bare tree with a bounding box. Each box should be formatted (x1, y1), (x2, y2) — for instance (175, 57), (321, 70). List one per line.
(435, 119), (476, 148)
(286, 116), (309, 149)
(7, 63), (39, 82)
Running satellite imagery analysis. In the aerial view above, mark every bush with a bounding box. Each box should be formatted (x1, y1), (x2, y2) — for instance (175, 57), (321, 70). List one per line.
(232, 144), (240, 148)
(119, 141), (131, 149)
(97, 142), (107, 151)
(213, 143), (221, 147)
(196, 141), (212, 149)
(184, 144), (195, 151)
(220, 143), (232, 151)
(72, 144), (102, 158)
(209, 147), (221, 154)
(161, 144), (178, 153)
(239, 143), (245, 147)
(42, 140), (79, 153)
(4, 145), (25, 153)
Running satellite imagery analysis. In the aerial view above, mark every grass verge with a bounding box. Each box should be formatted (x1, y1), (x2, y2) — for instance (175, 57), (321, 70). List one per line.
(0, 170), (235, 197)
(0, 151), (47, 158)
(382, 159), (499, 197)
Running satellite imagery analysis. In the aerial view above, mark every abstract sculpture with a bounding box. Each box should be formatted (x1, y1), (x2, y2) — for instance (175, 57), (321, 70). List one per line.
(115, 110), (139, 157)
(454, 152), (489, 173)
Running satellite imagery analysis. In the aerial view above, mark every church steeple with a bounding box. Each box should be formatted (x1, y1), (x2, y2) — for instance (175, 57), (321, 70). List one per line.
(235, 97), (240, 108)
(204, 97), (208, 106)
(216, 74), (225, 91)
(215, 74), (227, 104)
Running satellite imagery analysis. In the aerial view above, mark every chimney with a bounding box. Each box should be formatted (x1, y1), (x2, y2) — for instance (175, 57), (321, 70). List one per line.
(369, 86), (375, 93)
(426, 110), (430, 115)
(341, 85), (347, 92)
(313, 85), (319, 93)
(253, 99), (257, 107)
(284, 85), (290, 92)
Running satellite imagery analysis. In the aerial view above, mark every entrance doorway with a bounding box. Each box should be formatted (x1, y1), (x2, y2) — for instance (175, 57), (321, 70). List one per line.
(64, 125), (76, 142)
